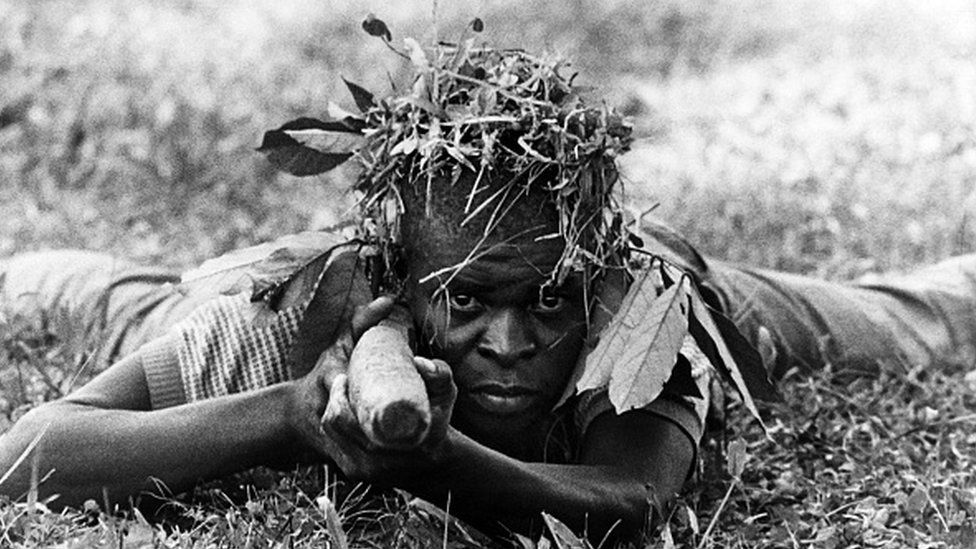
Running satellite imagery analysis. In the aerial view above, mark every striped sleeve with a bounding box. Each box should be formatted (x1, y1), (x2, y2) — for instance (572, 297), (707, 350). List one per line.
(171, 294), (304, 402)
(137, 295), (303, 409)
(140, 334), (186, 409)
(137, 242), (366, 409)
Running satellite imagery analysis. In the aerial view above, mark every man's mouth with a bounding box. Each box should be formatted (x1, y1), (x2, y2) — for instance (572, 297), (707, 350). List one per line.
(466, 383), (539, 415)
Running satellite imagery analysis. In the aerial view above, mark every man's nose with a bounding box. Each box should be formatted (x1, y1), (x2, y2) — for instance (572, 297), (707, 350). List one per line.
(477, 308), (537, 367)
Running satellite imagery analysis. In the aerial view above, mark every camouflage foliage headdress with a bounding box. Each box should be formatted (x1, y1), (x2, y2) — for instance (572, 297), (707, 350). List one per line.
(258, 16), (634, 291)
(234, 16), (778, 419)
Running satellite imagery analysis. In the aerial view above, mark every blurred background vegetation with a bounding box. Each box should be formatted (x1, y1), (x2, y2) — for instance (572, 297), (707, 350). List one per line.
(3, 1), (976, 546)
(2, 0), (974, 278)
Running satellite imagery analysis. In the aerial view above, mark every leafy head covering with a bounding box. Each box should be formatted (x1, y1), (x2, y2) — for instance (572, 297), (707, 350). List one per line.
(260, 17), (635, 291)
(254, 18), (776, 420)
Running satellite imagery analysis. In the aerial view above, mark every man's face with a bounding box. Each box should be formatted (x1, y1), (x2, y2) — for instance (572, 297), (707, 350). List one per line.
(407, 238), (588, 444)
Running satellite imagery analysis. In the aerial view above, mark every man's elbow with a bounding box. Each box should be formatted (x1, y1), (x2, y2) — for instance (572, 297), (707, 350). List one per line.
(0, 403), (69, 485)
(587, 479), (677, 543)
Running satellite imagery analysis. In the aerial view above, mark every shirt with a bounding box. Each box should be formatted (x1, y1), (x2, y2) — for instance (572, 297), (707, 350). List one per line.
(136, 244), (712, 456)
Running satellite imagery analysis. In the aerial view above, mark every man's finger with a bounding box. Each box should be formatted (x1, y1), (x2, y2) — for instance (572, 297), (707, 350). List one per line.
(322, 374), (356, 428)
(314, 334), (353, 387)
(414, 357), (456, 407)
(351, 295), (396, 341)
(321, 373), (376, 449)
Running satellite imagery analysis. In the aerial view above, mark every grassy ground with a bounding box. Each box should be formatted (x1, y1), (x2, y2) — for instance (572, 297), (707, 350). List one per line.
(1, 0), (976, 546)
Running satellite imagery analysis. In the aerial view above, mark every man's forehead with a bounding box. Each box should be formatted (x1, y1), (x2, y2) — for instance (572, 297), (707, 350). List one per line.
(412, 238), (566, 287)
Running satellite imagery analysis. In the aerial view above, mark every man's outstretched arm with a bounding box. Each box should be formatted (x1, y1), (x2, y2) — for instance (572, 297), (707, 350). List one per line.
(420, 411), (694, 540)
(0, 294), (393, 509)
(0, 351), (320, 507)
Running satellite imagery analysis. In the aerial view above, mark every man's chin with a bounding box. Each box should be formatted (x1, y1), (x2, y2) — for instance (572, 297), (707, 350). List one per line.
(452, 399), (543, 443)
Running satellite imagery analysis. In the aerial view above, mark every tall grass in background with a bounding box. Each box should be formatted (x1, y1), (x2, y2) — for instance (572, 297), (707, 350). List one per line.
(2, 0), (976, 545)
(3, 0), (972, 273)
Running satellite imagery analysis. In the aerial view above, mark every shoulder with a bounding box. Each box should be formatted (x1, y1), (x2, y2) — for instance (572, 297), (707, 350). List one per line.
(635, 219), (710, 277)
(161, 237), (371, 400)
(63, 348), (154, 410)
(573, 338), (712, 449)
(568, 252), (716, 451)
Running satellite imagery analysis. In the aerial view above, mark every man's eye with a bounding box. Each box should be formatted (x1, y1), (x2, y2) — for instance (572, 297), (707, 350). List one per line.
(448, 293), (482, 312)
(534, 292), (566, 313)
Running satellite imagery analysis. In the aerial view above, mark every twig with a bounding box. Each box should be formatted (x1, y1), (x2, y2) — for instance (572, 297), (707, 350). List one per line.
(440, 115), (519, 126)
(65, 353), (96, 394)
(437, 67), (551, 107)
(20, 341), (63, 397)
(824, 499), (859, 518)
(27, 448), (38, 515)
(0, 421), (49, 487)
(697, 480), (736, 549)
(431, 0), (439, 104)
(897, 412), (976, 438)
(922, 485), (950, 531)
(382, 39), (410, 61)
(442, 491), (451, 549)
(785, 523), (800, 549)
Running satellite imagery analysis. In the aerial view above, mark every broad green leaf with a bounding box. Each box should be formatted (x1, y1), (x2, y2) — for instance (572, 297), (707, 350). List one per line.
(403, 37), (429, 70)
(906, 486), (928, 516)
(575, 267), (657, 395)
(182, 234), (370, 377)
(405, 96), (444, 117)
(660, 522), (676, 549)
(362, 14), (392, 41)
(443, 145), (476, 171)
(607, 278), (690, 412)
(316, 494), (349, 549)
(179, 231), (349, 299)
(274, 249), (333, 312)
(342, 78), (377, 113)
(389, 136), (419, 156)
(575, 261), (692, 413)
(541, 513), (587, 549)
(260, 144), (350, 176)
(554, 268), (627, 409)
(260, 117), (361, 139)
(727, 437), (748, 480)
(660, 259), (779, 409)
(283, 128), (364, 155)
(325, 102), (366, 127)
(257, 117), (361, 177)
(697, 298), (780, 402)
(637, 221), (709, 275)
(686, 283), (768, 428)
(513, 533), (536, 549)
(287, 250), (372, 377)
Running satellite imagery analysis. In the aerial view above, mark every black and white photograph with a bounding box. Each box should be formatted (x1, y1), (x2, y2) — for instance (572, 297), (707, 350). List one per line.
(1, 1), (975, 546)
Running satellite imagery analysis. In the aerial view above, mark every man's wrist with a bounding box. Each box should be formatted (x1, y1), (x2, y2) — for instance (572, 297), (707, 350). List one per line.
(277, 379), (322, 460)
(428, 426), (461, 467)
(427, 428), (481, 479)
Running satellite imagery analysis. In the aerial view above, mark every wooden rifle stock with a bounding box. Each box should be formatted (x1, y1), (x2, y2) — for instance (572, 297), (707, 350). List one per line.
(346, 309), (431, 449)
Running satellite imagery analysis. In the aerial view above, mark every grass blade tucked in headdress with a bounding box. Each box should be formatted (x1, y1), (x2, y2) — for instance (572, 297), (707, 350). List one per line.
(255, 16), (776, 421)
(259, 16), (634, 291)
